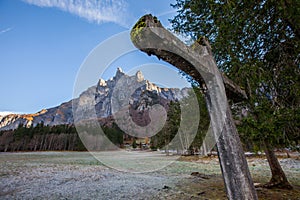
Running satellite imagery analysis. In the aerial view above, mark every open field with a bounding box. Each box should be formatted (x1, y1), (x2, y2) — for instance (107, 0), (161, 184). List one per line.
(0, 151), (300, 199)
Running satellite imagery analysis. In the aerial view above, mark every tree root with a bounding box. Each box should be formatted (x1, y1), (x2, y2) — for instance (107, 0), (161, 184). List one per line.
(256, 181), (293, 190)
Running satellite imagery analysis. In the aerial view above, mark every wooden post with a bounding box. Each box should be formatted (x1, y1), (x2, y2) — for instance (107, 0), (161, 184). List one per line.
(131, 15), (258, 200)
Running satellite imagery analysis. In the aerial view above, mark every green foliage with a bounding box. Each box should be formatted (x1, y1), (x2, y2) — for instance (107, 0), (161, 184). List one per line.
(150, 87), (209, 152)
(171, 0), (299, 71)
(171, 0), (300, 150)
(0, 123), (87, 151)
(190, 87), (210, 149)
(102, 122), (124, 147)
(14, 124), (27, 140)
(238, 105), (300, 148)
(132, 138), (137, 149)
(150, 100), (181, 149)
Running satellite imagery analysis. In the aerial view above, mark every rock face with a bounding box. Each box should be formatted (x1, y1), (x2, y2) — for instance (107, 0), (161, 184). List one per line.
(0, 68), (190, 131)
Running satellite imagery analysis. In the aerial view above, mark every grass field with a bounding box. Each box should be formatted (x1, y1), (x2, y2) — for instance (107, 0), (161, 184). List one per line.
(0, 151), (299, 199)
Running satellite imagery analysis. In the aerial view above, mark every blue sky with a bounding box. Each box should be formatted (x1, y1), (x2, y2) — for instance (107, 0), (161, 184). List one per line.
(0, 0), (190, 114)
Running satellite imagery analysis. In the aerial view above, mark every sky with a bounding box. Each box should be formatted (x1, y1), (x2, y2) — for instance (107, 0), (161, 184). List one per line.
(0, 0), (190, 114)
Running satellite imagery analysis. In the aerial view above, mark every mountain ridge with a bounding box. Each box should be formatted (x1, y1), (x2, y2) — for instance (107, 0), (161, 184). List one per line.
(0, 68), (191, 131)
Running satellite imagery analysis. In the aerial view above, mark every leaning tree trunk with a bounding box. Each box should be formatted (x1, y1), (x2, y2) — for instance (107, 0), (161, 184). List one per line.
(131, 14), (258, 200)
(264, 140), (293, 189)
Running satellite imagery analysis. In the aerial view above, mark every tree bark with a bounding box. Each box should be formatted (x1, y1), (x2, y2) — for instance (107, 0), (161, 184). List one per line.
(263, 140), (293, 189)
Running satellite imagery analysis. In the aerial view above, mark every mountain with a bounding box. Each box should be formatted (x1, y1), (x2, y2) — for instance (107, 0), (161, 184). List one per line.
(0, 112), (15, 116)
(0, 68), (191, 131)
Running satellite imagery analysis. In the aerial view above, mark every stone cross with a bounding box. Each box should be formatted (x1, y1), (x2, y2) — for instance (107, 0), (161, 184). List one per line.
(130, 15), (258, 200)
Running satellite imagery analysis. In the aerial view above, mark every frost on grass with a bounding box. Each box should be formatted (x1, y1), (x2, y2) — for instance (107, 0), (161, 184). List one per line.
(0, 152), (299, 199)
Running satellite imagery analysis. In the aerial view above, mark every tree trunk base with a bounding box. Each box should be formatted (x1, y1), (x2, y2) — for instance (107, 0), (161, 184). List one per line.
(257, 180), (293, 190)
(263, 140), (293, 190)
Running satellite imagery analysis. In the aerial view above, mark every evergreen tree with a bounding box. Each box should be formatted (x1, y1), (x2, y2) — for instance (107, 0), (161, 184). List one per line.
(171, 0), (299, 188)
(132, 138), (137, 149)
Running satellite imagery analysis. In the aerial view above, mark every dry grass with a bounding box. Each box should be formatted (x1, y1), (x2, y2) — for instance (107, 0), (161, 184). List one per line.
(0, 151), (299, 199)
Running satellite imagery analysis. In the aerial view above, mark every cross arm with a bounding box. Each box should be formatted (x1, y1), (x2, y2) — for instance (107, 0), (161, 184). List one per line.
(131, 14), (247, 102)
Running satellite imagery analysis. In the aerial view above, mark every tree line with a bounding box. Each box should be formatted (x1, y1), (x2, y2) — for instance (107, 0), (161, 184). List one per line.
(0, 121), (127, 152)
(0, 123), (86, 151)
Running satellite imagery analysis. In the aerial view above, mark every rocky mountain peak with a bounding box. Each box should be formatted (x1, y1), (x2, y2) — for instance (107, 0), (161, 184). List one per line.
(114, 67), (125, 80)
(0, 68), (191, 131)
(98, 79), (107, 87)
(135, 70), (144, 82)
